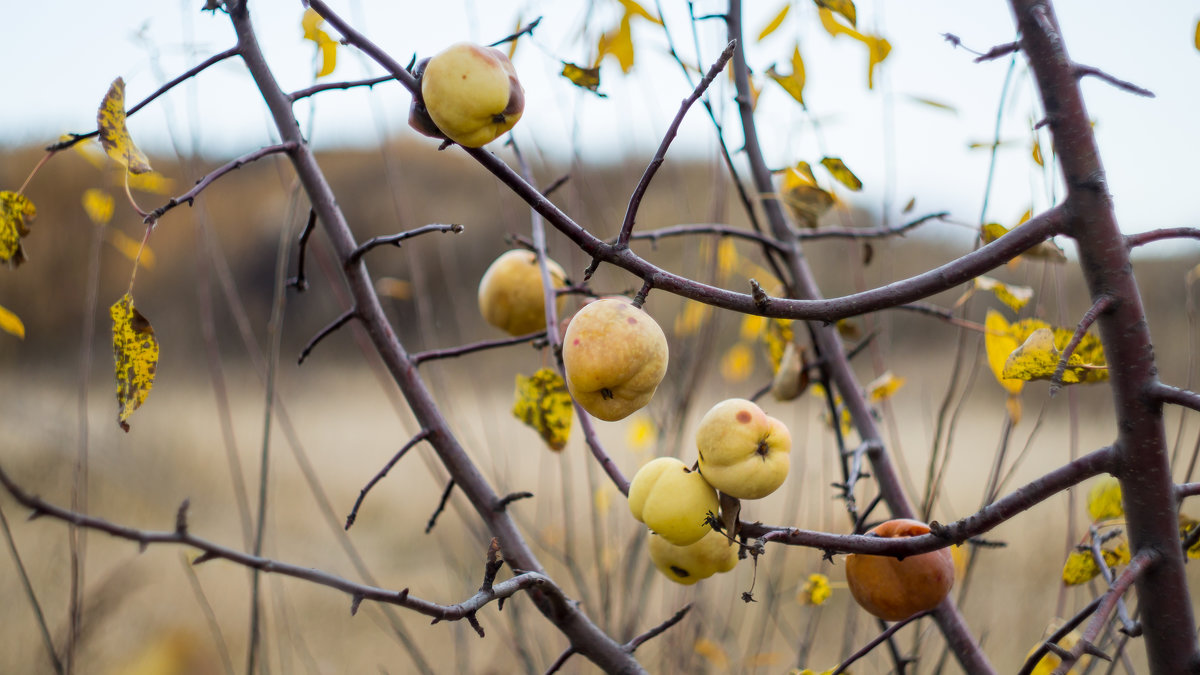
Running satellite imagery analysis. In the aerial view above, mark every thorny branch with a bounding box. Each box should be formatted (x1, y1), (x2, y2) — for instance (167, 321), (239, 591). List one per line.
(345, 223), (464, 267)
(345, 430), (430, 529)
(146, 142), (298, 223)
(411, 332), (547, 366)
(297, 307), (358, 364)
(289, 74), (396, 102)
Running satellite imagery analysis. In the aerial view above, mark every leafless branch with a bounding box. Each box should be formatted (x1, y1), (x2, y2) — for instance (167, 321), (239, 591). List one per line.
(424, 480), (456, 534)
(146, 142), (297, 223)
(1154, 383), (1200, 413)
(627, 223), (786, 253)
(623, 604), (692, 653)
(289, 74), (396, 102)
(1052, 548), (1159, 672)
(410, 332), (546, 366)
(1015, 596), (1104, 675)
(1125, 227), (1200, 248)
(832, 610), (930, 674)
(287, 209), (318, 291)
(345, 223), (464, 267)
(297, 307), (358, 364)
(1073, 65), (1155, 98)
(346, 430), (430, 529)
(1084, 526), (1139, 636)
(795, 212), (950, 240)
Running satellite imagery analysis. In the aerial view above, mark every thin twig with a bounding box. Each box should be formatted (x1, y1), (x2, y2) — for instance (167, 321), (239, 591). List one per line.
(0, 503), (63, 675)
(832, 610), (930, 674)
(795, 212), (950, 240)
(177, 553), (236, 675)
(346, 430), (430, 529)
(345, 223), (464, 267)
(623, 604), (692, 653)
(486, 16), (542, 48)
(287, 210), (318, 291)
(615, 41), (736, 248)
(974, 41), (1022, 62)
(289, 74), (395, 102)
(542, 647), (576, 675)
(424, 480), (456, 534)
(146, 142), (297, 222)
(1049, 294), (1113, 395)
(1073, 65), (1155, 98)
(627, 223), (786, 252)
(410, 332), (545, 366)
(298, 308), (358, 364)
(46, 47), (241, 152)
(1125, 227), (1200, 248)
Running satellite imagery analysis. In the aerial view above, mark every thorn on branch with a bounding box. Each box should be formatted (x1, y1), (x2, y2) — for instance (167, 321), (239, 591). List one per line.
(494, 491), (534, 512)
(1073, 65), (1155, 98)
(192, 551), (218, 565)
(350, 593), (364, 616)
(486, 16), (542, 48)
(175, 499), (190, 535)
(425, 479), (456, 534)
(298, 308), (358, 365)
(287, 210), (317, 291)
(974, 41), (1021, 63)
(541, 174), (570, 198)
(345, 223), (464, 268)
(465, 612), (485, 638)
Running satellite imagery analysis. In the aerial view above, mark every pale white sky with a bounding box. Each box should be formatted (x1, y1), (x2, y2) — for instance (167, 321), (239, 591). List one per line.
(6, 1), (1200, 235)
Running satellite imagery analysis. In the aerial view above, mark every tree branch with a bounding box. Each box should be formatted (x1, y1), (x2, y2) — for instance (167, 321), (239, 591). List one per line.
(795, 212), (949, 240)
(297, 307), (358, 364)
(145, 142), (297, 223)
(345, 223), (464, 267)
(1153, 382), (1200, 413)
(345, 430), (431, 529)
(1073, 65), (1155, 98)
(623, 604), (691, 653)
(410, 332), (546, 366)
(289, 74), (396, 102)
(1125, 227), (1200, 248)
(832, 610), (931, 674)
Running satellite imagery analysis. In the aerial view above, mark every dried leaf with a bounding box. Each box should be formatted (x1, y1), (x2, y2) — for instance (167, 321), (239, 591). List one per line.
(771, 341), (808, 401)
(791, 160), (817, 185)
(974, 276), (1033, 312)
(819, 157), (863, 191)
(757, 4), (790, 41)
(111, 292), (159, 431)
(799, 573), (832, 605)
(720, 342), (755, 382)
(0, 191), (36, 267)
(301, 8), (337, 78)
(0, 303), (24, 339)
(780, 168), (834, 228)
(765, 45), (806, 105)
(815, 0), (856, 26)
(97, 78), (152, 175)
(82, 189), (114, 226)
(562, 62), (605, 96)
(1087, 477), (1123, 521)
(1195, 19), (1199, 51)
(512, 368), (573, 451)
(866, 370), (905, 402)
(984, 310), (1025, 396)
(1032, 139), (1044, 166)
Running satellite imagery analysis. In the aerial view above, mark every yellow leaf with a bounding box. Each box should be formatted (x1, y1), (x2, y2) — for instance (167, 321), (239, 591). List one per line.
(819, 157), (863, 191)
(1087, 477), (1123, 521)
(1180, 516), (1200, 559)
(301, 7), (324, 41)
(766, 44), (806, 105)
(980, 221), (1067, 263)
(0, 191), (36, 267)
(740, 313), (767, 340)
(512, 368), (573, 451)
(674, 299), (712, 336)
(1002, 327), (1061, 381)
(907, 96), (957, 113)
(125, 171), (176, 195)
(1032, 139), (1044, 166)
(799, 573), (832, 605)
(951, 544), (969, 581)
(1195, 19), (1199, 51)
(980, 222), (1008, 244)
(694, 638), (729, 669)
(1104, 541), (1130, 568)
(83, 188), (115, 226)
(111, 292), (159, 432)
(97, 78), (152, 175)
(375, 277), (412, 300)
(790, 160), (817, 185)
(106, 229), (156, 270)
(1001, 323), (1108, 384)
(0, 303), (24, 339)
(597, 16), (635, 73)
(984, 310), (1025, 396)
(757, 4), (791, 41)
(764, 318), (795, 372)
(316, 38), (337, 78)
(717, 238), (739, 279)
(1026, 623), (1089, 674)
(866, 370), (905, 402)
(864, 35), (891, 89)
(616, 0), (662, 25)
(815, 0), (857, 26)
(779, 168), (834, 228)
(626, 415), (656, 451)
(562, 62), (605, 96)
(974, 276), (1033, 312)
(721, 342), (755, 382)
(1018, 208), (1032, 225)
(818, 7), (862, 39)
(1061, 550), (1099, 586)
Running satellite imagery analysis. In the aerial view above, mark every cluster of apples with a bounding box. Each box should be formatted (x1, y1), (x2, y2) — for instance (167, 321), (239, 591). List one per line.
(629, 398), (792, 585)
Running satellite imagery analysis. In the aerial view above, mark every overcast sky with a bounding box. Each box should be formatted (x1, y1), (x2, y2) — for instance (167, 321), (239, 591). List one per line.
(6, 1), (1200, 236)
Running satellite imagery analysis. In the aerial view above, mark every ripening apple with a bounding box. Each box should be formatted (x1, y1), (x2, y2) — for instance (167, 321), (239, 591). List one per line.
(695, 398), (792, 500)
(410, 42), (525, 148)
(477, 250), (566, 336)
(844, 519), (955, 621)
(562, 298), (668, 421)
(648, 529), (738, 585)
(628, 457), (718, 546)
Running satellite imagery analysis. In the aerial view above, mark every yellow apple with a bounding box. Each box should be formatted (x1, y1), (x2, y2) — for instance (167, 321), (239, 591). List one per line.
(648, 529), (738, 585)
(695, 398), (791, 499)
(628, 457), (718, 546)
(844, 519), (955, 621)
(477, 249), (566, 336)
(562, 298), (668, 421)
(414, 42), (524, 148)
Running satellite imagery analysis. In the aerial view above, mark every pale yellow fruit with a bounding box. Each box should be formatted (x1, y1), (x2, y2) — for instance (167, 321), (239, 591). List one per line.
(696, 398), (791, 499)
(628, 457), (718, 546)
(418, 42), (524, 148)
(648, 529), (738, 585)
(477, 250), (566, 336)
(562, 298), (668, 421)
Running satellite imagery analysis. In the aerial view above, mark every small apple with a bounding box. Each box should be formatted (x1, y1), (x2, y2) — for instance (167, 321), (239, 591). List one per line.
(562, 298), (668, 421)
(695, 398), (791, 500)
(648, 529), (738, 585)
(844, 519), (955, 621)
(628, 457), (718, 546)
(477, 249), (566, 336)
(411, 42), (524, 148)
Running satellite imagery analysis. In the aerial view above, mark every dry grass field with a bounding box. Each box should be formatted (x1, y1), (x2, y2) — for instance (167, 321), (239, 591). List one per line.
(2, 143), (1200, 673)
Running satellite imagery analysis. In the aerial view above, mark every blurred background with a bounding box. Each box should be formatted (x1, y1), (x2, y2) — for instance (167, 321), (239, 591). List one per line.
(2, 1), (1200, 674)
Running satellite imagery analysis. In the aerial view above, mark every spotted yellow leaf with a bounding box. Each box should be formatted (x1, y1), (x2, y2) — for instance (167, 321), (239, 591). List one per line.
(1087, 477), (1123, 521)
(1180, 515), (1200, 559)
(819, 156), (863, 191)
(757, 4), (790, 41)
(562, 62), (605, 96)
(984, 310), (1025, 396)
(1002, 324), (1108, 384)
(0, 303), (24, 339)
(111, 292), (159, 432)
(0, 191), (36, 267)
(97, 78), (152, 175)
(512, 368), (573, 451)
(766, 45), (806, 105)
(981, 219), (1067, 263)
(866, 370), (905, 402)
(799, 573), (831, 605)
(974, 276), (1033, 312)
(82, 189), (114, 226)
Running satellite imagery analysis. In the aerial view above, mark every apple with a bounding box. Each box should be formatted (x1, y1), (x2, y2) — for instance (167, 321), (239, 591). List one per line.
(562, 297), (668, 421)
(477, 249), (566, 336)
(648, 529), (738, 585)
(844, 519), (955, 621)
(628, 457), (718, 546)
(695, 398), (791, 499)
(411, 42), (524, 148)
